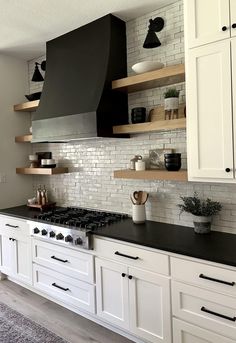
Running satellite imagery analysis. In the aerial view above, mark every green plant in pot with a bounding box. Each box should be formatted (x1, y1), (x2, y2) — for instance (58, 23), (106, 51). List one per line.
(164, 88), (179, 111)
(178, 193), (222, 234)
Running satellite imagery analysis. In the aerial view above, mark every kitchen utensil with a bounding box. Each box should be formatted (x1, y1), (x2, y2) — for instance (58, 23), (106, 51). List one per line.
(133, 191), (142, 204)
(132, 61), (164, 74)
(130, 195), (136, 205)
(140, 191), (148, 204)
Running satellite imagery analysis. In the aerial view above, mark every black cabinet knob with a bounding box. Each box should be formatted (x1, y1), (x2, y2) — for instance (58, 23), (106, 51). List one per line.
(222, 26), (227, 31)
(65, 235), (73, 243)
(75, 237), (83, 245)
(56, 233), (64, 240)
(49, 231), (56, 238)
(128, 275), (133, 280)
(33, 227), (40, 234)
(225, 168), (231, 173)
(41, 229), (48, 236)
(121, 273), (126, 278)
(232, 23), (236, 29)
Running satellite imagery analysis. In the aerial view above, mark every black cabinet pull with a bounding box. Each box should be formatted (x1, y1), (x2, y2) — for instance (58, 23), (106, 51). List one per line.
(225, 168), (231, 173)
(52, 283), (69, 292)
(199, 273), (235, 286)
(115, 251), (139, 260)
(51, 256), (68, 263)
(201, 306), (236, 322)
(232, 23), (236, 29)
(5, 224), (19, 228)
(222, 26), (227, 31)
(121, 273), (126, 278)
(128, 275), (133, 280)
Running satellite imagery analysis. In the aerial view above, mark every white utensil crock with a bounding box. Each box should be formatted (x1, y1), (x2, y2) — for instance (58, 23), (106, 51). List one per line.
(132, 204), (146, 224)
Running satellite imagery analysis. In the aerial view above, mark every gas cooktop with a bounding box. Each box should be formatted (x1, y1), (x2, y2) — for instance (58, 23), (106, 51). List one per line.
(31, 207), (129, 249)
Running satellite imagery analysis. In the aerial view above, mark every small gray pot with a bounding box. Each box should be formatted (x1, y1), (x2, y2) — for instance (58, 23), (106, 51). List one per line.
(192, 215), (212, 234)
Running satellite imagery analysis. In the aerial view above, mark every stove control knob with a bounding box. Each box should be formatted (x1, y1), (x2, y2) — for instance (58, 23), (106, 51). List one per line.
(65, 235), (73, 243)
(41, 229), (48, 236)
(75, 237), (83, 245)
(56, 233), (64, 240)
(33, 227), (40, 234)
(49, 231), (56, 238)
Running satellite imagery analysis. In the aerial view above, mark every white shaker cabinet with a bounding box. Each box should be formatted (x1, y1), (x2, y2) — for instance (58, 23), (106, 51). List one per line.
(186, 40), (234, 180)
(96, 257), (171, 343)
(185, 0), (230, 48)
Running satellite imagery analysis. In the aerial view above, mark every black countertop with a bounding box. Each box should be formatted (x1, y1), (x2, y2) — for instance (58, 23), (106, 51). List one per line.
(1, 205), (236, 268)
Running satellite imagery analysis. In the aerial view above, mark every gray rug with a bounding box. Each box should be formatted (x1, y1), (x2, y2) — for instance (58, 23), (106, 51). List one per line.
(0, 302), (68, 343)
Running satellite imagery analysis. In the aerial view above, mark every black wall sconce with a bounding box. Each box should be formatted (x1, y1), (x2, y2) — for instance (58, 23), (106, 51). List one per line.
(143, 17), (165, 49)
(31, 60), (46, 82)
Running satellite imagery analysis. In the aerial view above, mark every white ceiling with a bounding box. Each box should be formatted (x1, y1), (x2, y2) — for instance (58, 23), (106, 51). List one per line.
(0, 0), (176, 60)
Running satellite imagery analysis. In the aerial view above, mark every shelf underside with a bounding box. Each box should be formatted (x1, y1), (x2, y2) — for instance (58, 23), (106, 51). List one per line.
(14, 100), (39, 112)
(16, 167), (68, 175)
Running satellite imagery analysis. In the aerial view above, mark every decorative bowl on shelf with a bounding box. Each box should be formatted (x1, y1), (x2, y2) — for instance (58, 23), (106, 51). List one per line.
(25, 92), (42, 101)
(132, 61), (164, 74)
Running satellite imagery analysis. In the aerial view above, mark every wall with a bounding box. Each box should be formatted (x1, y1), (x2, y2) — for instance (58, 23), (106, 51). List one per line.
(0, 54), (33, 208)
(28, 0), (236, 234)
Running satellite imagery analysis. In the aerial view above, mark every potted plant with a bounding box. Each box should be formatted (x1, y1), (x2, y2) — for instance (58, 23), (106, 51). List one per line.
(164, 88), (179, 111)
(178, 193), (222, 234)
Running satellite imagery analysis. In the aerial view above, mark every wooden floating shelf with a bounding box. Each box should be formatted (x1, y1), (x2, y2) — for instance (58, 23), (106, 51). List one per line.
(15, 134), (32, 143)
(114, 169), (188, 181)
(112, 64), (185, 93)
(113, 118), (186, 135)
(14, 100), (39, 112)
(16, 167), (68, 175)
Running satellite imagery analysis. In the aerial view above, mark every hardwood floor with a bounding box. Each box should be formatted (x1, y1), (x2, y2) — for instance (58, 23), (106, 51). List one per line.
(0, 279), (133, 343)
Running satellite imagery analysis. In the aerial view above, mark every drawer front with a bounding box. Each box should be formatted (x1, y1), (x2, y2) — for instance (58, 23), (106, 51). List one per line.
(171, 257), (236, 297)
(0, 215), (30, 237)
(94, 237), (169, 275)
(33, 239), (94, 283)
(173, 318), (235, 343)
(172, 281), (236, 340)
(33, 264), (95, 314)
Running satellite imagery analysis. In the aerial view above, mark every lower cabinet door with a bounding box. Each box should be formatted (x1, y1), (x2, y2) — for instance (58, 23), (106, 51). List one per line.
(129, 267), (171, 343)
(0, 234), (16, 276)
(173, 318), (235, 343)
(95, 258), (129, 330)
(15, 237), (32, 284)
(33, 264), (95, 314)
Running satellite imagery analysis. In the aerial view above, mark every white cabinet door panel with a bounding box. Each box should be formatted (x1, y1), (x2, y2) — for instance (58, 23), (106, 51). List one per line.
(230, 0), (236, 37)
(96, 258), (129, 330)
(16, 238), (32, 284)
(187, 40), (233, 180)
(185, 0), (230, 48)
(0, 235), (15, 276)
(173, 318), (235, 343)
(129, 267), (171, 343)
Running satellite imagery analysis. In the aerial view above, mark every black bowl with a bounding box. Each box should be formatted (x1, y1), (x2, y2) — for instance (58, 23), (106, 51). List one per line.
(164, 157), (181, 163)
(131, 112), (146, 124)
(164, 153), (181, 158)
(165, 162), (181, 171)
(25, 92), (42, 101)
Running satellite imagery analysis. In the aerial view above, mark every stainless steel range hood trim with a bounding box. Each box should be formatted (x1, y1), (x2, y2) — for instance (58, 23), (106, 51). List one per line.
(32, 112), (97, 143)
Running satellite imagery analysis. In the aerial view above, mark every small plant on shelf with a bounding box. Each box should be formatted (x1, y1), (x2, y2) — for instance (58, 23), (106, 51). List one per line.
(164, 88), (179, 99)
(178, 192), (222, 234)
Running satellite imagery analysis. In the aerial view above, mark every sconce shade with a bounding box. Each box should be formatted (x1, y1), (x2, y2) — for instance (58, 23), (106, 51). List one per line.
(143, 17), (164, 49)
(32, 64), (44, 82)
(143, 30), (161, 48)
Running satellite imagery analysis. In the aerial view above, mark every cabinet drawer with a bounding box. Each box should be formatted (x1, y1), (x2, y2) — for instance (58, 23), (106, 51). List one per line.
(33, 239), (94, 283)
(171, 257), (236, 297)
(172, 281), (236, 340)
(173, 318), (235, 343)
(94, 237), (169, 275)
(33, 264), (95, 314)
(0, 215), (30, 237)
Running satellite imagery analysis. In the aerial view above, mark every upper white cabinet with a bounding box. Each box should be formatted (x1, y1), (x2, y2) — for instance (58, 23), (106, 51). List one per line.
(186, 40), (234, 180)
(231, 0), (236, 37)
(185, 0), (231, 48)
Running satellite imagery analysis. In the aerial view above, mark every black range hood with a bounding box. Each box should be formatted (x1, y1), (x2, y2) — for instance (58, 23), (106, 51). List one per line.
(32, 14), (128, 142)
